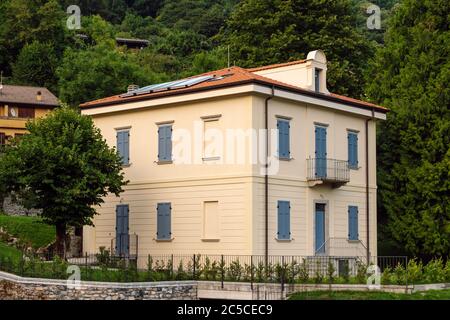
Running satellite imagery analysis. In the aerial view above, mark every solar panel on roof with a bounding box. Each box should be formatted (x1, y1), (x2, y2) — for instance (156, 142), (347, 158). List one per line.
(120, 75), (215, 98)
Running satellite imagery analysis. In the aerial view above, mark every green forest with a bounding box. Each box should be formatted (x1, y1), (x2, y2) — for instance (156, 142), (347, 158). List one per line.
(0, 0), (448, 258)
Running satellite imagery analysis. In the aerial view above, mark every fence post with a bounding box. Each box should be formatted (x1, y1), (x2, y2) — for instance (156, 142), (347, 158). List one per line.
(405, 256), (409, 294)
(171, 254), (174, 279)
(251, 255), (254, 291)
(281, 256), (285, 293)
(221, 255), (224, 289)
(193, 254), (196, 280)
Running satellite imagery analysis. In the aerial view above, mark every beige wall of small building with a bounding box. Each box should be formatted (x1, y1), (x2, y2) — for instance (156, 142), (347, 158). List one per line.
(83, 89), (379, 258)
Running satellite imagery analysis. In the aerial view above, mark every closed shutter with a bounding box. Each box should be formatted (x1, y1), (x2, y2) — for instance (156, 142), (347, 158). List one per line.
(158, 125), (172, 161)
(277, 119), (290, 159)
(115, 205), (129, 256)
(348, 132), (358, 168)
(117, 130), (130, 165)
(157, 203), (171, 240)
(348, 206), (359, 240)
(277, 200), (291, 240)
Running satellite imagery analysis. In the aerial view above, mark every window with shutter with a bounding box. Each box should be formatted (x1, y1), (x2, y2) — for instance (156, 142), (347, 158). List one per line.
(157, 203), (172, 240)
(348, 206), (359, 240)
(158, 125), (172, 162)
(348, 132), (358, 169)
(18, 107), (35, 118)
(277, 119), (290, 159)
(277, 200), (291, 240)
(116, 130), (130, 165)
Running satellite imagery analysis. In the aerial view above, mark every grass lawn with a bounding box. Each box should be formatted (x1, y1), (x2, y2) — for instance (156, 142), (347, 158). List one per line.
(289, 289), (450, 300)
(0, 214), (55, 249)
(0, 242), (22, 263)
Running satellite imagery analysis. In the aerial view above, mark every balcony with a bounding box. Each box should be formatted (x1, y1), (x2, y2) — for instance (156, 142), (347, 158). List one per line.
(307, 158), (349, 188)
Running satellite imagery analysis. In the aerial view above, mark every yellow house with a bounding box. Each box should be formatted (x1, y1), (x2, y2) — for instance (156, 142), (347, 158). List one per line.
(80, 50), (387, 264)
(0, 85), (59, 144)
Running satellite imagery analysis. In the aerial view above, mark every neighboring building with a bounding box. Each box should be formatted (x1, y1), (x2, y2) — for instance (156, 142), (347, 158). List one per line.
(0, 85), (59, 145)
(80, 50), (387, 263)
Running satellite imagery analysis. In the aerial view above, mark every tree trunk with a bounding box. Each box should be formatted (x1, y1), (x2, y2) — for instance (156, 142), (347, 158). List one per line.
(55, 223), (67, 259)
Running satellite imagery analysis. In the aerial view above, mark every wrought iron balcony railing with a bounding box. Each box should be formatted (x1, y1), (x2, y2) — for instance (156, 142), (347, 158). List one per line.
(307, 158), (350, 186)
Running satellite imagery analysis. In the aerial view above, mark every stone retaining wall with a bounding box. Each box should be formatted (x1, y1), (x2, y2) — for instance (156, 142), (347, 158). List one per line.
(0, 271), (197, 300)
(2, 196), (40, 216)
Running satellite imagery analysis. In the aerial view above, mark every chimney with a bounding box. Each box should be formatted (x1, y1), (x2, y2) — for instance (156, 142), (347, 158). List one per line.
(127, 84), (139, 93)
(36, 91), (42, 102)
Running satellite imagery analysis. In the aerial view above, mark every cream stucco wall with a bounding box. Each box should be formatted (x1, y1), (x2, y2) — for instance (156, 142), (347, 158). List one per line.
(82, 90), (379, 259)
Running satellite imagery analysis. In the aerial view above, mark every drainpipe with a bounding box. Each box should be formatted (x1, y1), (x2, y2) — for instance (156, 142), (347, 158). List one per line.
(365, 108), (376, 263)
(264, 86), (275, 268)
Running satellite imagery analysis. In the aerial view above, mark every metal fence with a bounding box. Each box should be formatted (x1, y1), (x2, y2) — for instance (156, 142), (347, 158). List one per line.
(0, 252), (408, 289)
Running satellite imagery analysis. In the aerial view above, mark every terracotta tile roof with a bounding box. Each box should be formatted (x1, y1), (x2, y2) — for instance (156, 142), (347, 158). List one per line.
(0, 85), (59, 107)
(246, 59), (306, 72)
(80, 65), (387, 112)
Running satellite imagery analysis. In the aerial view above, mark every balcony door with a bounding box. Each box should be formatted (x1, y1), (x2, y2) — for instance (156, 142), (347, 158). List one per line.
(116, 204), (129, 256)
(315, 126), (327, 178)
(315, 203), (326, 254)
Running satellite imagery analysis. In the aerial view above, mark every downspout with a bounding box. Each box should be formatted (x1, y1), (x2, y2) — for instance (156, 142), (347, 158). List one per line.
(366, 108), (376, 263)
(265, 86), (275, 268)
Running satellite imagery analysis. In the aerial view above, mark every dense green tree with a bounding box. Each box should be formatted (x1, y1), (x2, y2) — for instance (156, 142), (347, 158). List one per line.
(12, 41), (59, 91)
(220, 0), (373, 97)
(366, 0), (450, 257)
(56, 43), (163, 106)
(0, 0), (66, 76)
(0, 107), (128, 257)
(158, 0), (239, 38)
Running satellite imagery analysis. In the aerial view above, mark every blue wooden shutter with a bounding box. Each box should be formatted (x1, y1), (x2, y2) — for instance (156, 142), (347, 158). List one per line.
(157, 203), (171, 240)
(158, 126), (172, 161)
(117, 131), (129, 165)
(315, 126), (327, 177)
(116, 205), (129, 255)
(277, 201), (290, 240)
(277, 120), (290, 159)
(348, 132), (358, 168)
(348, 206), (359, 240)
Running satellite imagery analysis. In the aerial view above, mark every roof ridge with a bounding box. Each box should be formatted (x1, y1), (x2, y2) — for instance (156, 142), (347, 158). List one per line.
(246, 59), (307, 72)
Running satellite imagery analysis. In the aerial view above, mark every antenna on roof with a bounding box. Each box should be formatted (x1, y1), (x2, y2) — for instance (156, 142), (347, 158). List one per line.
(227, 45), (230, 68)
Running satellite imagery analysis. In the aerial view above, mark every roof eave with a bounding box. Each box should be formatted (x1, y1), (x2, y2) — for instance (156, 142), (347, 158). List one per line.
(80, 79), (387, 113)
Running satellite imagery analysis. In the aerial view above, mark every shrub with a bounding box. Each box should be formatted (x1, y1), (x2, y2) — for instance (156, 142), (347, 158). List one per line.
(327, 260), (336, 284)
(298, 259), (309, 283)
(228, 259), (243, 281)
(423, 258), (446, 283)
(255, 262), (265, 282)
(444, 259), (450, 282)
(381, 267), (393, 285)
(313, 260), (324, 284)
(406, 259), (423, 284)
(355, 260), (367, 284)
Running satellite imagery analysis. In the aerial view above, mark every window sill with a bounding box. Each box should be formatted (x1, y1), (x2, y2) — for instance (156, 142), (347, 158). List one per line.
(201, 238), (220, 242)
(154, 238), (174, 242)
(278, 157), (294, 161)
(347, 239), (360, 243)
(275, 238), (294, 242)
(156, 160), (173, 165)
(202, 157), (221, 162)
(349, 166), (360, 170)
